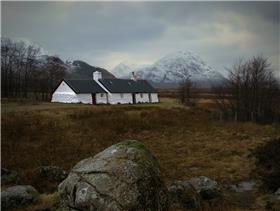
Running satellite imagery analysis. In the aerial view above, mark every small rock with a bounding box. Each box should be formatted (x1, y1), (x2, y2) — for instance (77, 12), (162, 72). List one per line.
(168, 180), (201, 209)
(274, 188), (280, 200)
(262, 137), (272, 142)
(265, 189), (280, 210)
(33, 166), (68, 193)
(189, 176), (221, 200)
(1, 185), (39, 209)
(189, 166), (200, 172)
(1, 168), (18, 184)
(233, 132), (250, 140)
(230, 181), (255, 193)
(33, 166), (68, 182)
(58, 140), (169, 211)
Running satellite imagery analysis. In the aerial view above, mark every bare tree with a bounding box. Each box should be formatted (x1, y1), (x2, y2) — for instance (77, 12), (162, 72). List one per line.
(178, 76), (196, 106)
(214, 56), (280, 122)
(1, 38), (66, 100)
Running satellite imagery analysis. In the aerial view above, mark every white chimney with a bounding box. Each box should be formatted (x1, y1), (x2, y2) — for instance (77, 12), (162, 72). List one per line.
(131, 71), (138, 81)
(93, 71), (102, 81)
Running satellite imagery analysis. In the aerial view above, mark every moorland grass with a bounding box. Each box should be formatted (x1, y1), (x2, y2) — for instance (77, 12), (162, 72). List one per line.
(2, 98), (279, 210)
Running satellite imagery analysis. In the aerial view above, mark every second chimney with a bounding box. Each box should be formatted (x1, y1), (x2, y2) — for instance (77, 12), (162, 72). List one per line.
(131, 71), (138, 81)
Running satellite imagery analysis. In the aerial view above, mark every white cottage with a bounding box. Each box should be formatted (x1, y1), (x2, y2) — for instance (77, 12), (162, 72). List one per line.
(51, 71), (159, 105)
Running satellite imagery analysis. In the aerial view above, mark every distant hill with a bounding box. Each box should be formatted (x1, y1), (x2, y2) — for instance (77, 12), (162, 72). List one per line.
(68, 60), (116, 79)
(37, 56), (116, 79)
(37, 55), (71, 73)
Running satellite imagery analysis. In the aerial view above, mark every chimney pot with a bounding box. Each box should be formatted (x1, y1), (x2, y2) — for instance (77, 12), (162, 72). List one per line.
(93, 71), (102, 81)
(131, 71), (138, 81)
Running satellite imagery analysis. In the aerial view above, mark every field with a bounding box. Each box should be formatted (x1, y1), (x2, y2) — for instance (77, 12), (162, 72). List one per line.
(2, 98), (280, 210)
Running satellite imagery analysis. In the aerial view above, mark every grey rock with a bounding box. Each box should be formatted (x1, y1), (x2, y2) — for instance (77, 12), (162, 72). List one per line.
(32, 166), (68, 193)
(168, 180), (201, 209)
(264, 188), (280, 210)
(275, 188), (280, 200)
(1, 185), (39, 209)
(189, 176), (221, 200)
(232, 132), (250, 140)
(33, 166), (68, 182)
(58, 140), (169, 211)
(230, 181), (256, 193)
(1, 168), (18, 184)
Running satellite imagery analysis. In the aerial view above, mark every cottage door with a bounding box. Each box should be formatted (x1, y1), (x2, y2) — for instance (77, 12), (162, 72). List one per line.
(148, 93), (152, 102)
(92, 94), (96, 105)
(132, 94), (136, 104)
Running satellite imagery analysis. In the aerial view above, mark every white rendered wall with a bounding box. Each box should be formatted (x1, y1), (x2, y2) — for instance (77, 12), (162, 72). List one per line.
(77, 94), (92, 104)
(96, 93), (108, 104)
(150, 93), (159, 103)
(54, 81), (75, 93)
(135, 93), (150, 103)
(108, 93), (133, 104)
(51, 93), (80, 103)
(51, 81), (80, 103)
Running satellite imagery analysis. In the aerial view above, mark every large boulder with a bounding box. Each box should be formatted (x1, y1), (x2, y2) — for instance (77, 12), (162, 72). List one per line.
(1, 185), (39, 210)
(58, 140), (169, 211)
(189, 176), (221, 200)
(168, 180), (202, 209)
(32, 166), (68, 193)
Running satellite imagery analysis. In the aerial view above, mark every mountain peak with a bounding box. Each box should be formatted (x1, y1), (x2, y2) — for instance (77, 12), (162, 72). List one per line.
(111, 50), (224, 88)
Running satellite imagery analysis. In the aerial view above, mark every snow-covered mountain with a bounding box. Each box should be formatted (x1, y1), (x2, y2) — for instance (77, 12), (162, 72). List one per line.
(112, 62), (150, 79)
(112, 51), (225, 88)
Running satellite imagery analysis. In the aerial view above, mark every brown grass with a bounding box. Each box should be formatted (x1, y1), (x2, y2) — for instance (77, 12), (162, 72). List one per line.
(2, 98), (280, 210)
(13, 192), (59, 211)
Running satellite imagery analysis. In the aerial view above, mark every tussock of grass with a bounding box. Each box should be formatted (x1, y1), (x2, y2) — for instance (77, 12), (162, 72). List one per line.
(2, 98), (280, 210)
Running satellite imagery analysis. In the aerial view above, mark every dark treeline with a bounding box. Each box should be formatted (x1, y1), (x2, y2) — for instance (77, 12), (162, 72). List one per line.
(175, 56), (280, 123)
(213, 56), (280, 123)
(1, 38), (67, 100)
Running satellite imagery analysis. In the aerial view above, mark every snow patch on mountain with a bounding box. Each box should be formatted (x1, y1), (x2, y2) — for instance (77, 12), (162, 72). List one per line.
(111, 50), (224, 87)
(112, 62), (150, 79)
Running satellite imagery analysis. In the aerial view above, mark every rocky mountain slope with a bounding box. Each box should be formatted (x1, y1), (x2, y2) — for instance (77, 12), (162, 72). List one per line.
(68, 60), (116, 79)
(37, 55), (115, 79)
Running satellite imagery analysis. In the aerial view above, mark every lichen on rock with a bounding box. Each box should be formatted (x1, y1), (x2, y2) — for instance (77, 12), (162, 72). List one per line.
(58, 140), (169, 211)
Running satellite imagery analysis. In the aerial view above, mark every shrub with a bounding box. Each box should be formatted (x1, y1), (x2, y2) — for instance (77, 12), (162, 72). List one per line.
(252, 137), (280, 192)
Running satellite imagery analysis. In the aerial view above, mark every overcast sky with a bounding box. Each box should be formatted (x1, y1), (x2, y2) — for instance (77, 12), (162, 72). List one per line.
(2, 1), (280, 75)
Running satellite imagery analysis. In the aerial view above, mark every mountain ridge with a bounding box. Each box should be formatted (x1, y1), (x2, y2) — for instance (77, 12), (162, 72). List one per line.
(112, 50), (225, 88)
(68, 60), (116, 79)
(37, 55), (116, 79)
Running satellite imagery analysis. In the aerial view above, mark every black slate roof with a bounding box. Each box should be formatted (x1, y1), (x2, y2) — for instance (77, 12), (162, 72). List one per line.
(99, 79), (157, 93)
(64, 79), (106, 93)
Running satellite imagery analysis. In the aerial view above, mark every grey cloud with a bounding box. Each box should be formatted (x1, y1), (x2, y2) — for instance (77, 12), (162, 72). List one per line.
(1, 2), (279, 73)
(2, 2), (166, 51)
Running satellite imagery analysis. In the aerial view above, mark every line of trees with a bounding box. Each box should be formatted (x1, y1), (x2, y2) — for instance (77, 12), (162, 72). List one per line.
(1, 38), (67, 100)
(176, 56), (279, 123)
(214, 56), (280, 123)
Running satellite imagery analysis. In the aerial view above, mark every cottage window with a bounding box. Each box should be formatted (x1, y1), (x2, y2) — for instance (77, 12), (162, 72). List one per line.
(100, 93), (104, 97)
(120, 93), (124, 98)
(140, 93), (143, 98)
